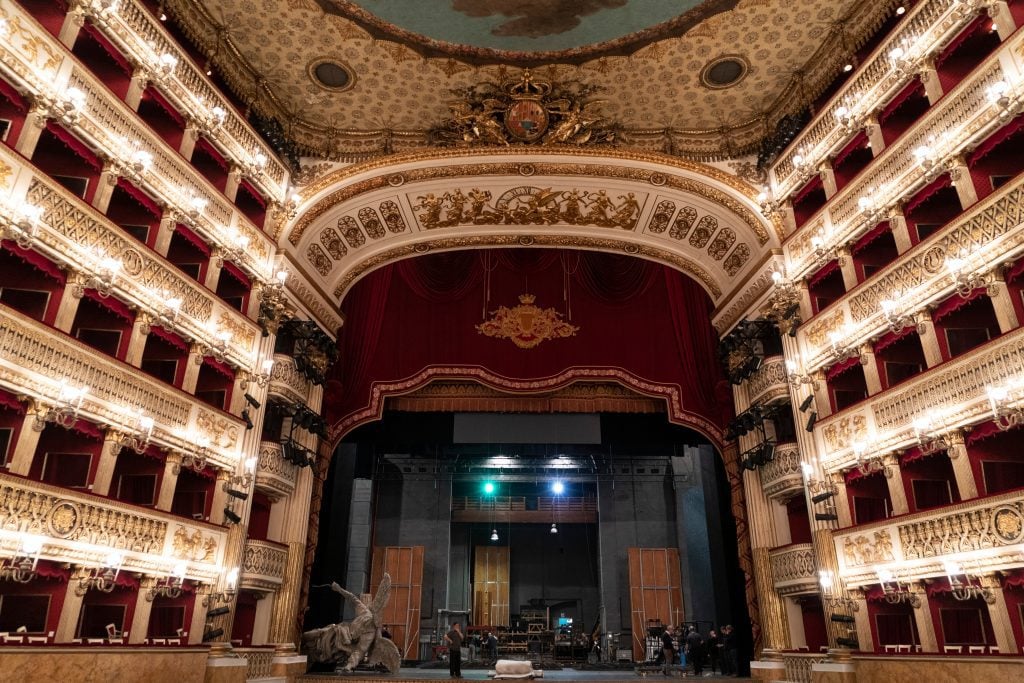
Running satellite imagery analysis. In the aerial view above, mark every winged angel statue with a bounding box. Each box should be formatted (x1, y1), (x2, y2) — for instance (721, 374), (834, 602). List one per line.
(302, 574), (401, 673)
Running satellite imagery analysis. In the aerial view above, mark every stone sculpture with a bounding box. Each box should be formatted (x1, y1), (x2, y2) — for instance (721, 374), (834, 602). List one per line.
(302, 573), (401, 673)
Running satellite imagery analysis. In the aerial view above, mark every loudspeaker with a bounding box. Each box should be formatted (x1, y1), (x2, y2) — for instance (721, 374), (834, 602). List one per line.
(243, 393), (261, 408)
(225, 487), (249, 501)
(223, 507), (241, 524)
(799, 394), (815, 412)
(242, 409), (254, 430)
(815, 512), (839, 521)
(836, 637), (859, 648)
(811, 490), (836, 504)
(830, 614), (856, 623)
(207, 606), (231, 618)
(202, 627), (224, 642)
(805, 411), (818, 432)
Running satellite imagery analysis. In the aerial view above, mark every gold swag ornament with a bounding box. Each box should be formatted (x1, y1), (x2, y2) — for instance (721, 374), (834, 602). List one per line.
(476, 293), (579, 349)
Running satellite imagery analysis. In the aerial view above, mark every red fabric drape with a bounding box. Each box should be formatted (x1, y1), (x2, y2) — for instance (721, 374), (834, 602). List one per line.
(1005, 257), (1024, 285)
(174, 224), (211, 255)
(195, 139), (229, 172)
(905, 176), (952, 215)
(1, 241), (64, 282)
(202, 356), (235, 380)
(0, 388), (24, 413)
(808, 259), (841, 287)
(0, 77), (26, 109)
(82, 24), (133, 73)
(834, 132), (868, 167)
(665, 268), (718, 414)
(221, 260), (250, 288)
(149, 325), (188, 351)
(577, 252), (659, 304)
(932, 288), (985, 322)
(874, 326), (915, 354)
(826, 355), (861, 381)
(880, 82), (924, 123)
(45, 122), (101, 171)
(970, 117), (1024, 164)
(84, 288), (134, 324)
(116, 177), (161, 219)
(851, 221), (892, 255)
(239, 180), (267, 209)
(965, 418), (1020, 445)
(934, 16), (988, 68)
(335, 263), (394, 401)
(145, 87), (186, 127)
(396, 253), (479, 302)
(793, 176), (823, 204)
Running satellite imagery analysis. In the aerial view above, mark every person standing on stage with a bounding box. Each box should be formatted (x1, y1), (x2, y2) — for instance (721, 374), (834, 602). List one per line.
(706, 629), (720, 674)
(487, 631), (499, 662)
(685, 626), (705, 677)
(445, 622), (464, 678)
(660, 625), (676, 676)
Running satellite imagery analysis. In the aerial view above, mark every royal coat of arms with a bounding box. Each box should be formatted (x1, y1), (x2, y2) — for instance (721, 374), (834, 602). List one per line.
(431, 70), (616, 147)
(476, 293), (579, 349)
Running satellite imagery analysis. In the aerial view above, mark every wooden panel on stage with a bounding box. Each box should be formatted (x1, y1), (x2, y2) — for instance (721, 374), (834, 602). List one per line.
(472, 546), (510, 627)
(628, 547), (684, 661)
(371, 545), (424, 660)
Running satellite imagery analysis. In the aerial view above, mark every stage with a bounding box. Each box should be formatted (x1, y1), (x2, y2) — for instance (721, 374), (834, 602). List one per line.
(299, 668), (752, 682)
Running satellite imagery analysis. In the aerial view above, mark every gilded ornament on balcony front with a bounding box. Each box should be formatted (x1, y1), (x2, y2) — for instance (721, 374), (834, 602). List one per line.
(0, 160), (11, 188)
(171, 526), (217, 562)
(476, 293), (579, 349)
(992, 505), (1024, 544)
(48, 501), (79, 537)
(842, 530), (895, 567)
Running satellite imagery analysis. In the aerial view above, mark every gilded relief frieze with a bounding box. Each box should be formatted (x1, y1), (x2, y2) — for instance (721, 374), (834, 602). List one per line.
(804, 309), (847, 349)
(195, 409), (241, 452)
(170, 525), (218, 563)
(0, 160), (12, 189)
(411, 186), (644, 231)
(290, 155), (770, 246)
(899, 501), (1024, 561)
(0, 8), (62, 77)
(821, 413), (868, 452)
(841, 530), (895, 567)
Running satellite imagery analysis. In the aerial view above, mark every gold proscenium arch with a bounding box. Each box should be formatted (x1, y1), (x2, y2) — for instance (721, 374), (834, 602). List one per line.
(282, 148), (782, 332)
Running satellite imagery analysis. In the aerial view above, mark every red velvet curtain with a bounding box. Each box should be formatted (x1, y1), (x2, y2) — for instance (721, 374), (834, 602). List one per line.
(577, 252), (659, 304)
(664, 268), (718, 414)
(396, 252), (480, 303)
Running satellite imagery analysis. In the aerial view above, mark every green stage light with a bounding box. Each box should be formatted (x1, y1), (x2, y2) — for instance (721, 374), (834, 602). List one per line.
(483, 482), (495, 495)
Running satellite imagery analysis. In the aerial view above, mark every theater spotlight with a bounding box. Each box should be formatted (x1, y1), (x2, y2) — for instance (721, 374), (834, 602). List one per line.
(836, 637), (859, 648)
(223, 507), (241, 524)
(243, 393), (261, 409)
(551, 481), (564, 495)
(490, 528), (499, 541)
(814, 512), (839, 521)
(805, 411), (818, 433)
(206, 606), (231, 618)
(242, 409), (254, 430)
(483, 482), (495, 495)
(799, 394), (815, 413)
(830, 614), (856, 624)
(202, 628), (224, 642)
(225, 487), (249, 501)
(811, 490), (836, 504)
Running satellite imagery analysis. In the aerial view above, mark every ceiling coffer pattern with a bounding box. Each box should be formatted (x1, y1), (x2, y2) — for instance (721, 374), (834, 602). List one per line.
(167, 0), (898, 161)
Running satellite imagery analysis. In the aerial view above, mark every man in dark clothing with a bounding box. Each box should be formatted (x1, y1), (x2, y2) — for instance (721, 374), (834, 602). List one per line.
(487, 631), (498, 662)
(685, 627), (704, 677)
(706, 629), (720, 674)
(720, 625), (737, 676)
(445, 622), (463, 678)
(660, 625), (676, 676)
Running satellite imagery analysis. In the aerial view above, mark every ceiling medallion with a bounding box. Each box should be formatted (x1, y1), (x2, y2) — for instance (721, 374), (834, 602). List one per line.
(307, 58), (357, 92)
(476, 293), (579, 349)
(430, 69), (617, 147)
(699, 55), (749, 90)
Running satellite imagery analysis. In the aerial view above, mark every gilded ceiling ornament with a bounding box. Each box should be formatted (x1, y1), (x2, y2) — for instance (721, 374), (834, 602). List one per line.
(476, 293), (579, 349)
(992, 505), (1024, 544)
(430, 70), (616, 148)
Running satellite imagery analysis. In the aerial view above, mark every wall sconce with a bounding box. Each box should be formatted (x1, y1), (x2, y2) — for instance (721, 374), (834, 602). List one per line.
(141, 293), (183, 335)
(240, 359), (274, 390)
(785, 358), (818, 390)
(944, 560), (995, 604)
(193, 328), (232, 364)
(80, 0), (121, 20)
(76, 552), (124, 595)
(151, 52), (178, 83)
(0, 201), (43, 249)
(222, 457), (257, 501)
(35, 86), (87, 127)
(183, 193), (208, 222)
(887, 42), (922, 78)
(174, 435), (211, 473)
(273, 192), (302, 223)
(33, 380), (89, 431)
(803, 462), (839, 520)
(879, 297), (922, 335)
(72, 249), (122, 298)
(857, 186), (888, 225)
(877, 568), (921, 607)
(110, 409), (155, 455)
(827, 326), (863, 363)
(912, 410), (964, 457)
(240, 151), (267, 179)
(833, 102), (865, 134)
(0, 535), (43, 583)
(852, 440), (892, 478)
(203, 567), (239, 606)
(946, 256), (994, 298)
(986, 381), (1024, 431)
(987, 80), (1022, 120)
(193, 100), (227, 137)
(146, 562), (187, 601)
(791, 149), (816, 183)
(819, 570), (858, 611)
(216, 229), (250, 268)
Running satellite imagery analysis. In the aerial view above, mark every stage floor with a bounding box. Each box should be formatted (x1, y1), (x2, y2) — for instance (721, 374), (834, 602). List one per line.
(300, 668), (752, 682)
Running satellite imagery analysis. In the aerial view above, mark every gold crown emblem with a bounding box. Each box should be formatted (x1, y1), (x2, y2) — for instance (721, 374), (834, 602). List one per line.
(518, 293), (537, 304)
(506, 69), (551, 99)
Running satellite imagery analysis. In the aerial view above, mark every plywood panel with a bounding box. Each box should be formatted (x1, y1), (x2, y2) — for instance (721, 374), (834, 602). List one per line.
(628, 547), (685, 661)
(371, 545), (424, 660)
(472, 546), (509, 627)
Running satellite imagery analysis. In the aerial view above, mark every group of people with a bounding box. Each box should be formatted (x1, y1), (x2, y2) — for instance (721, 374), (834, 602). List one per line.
(659, 624), (739, 677)
(444, 623), (500, 678)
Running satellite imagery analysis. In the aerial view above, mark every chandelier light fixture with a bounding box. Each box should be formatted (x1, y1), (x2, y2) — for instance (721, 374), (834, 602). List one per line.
(0, 535), (44, 584)
(146, 562), (187, 601)
(32, 380), (89, 431)
(76, 552), (124, 595)
(877, 568), (921, 607)
(0, 201), (44, 249)
(203, 567), (240, 606)
(986, 380), (1024, 431)
(944, 560), (995, 604)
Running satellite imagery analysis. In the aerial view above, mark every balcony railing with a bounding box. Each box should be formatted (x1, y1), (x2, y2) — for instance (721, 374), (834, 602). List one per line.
(240, 539), (289, 591)
(0, 471), (225, 582)
(781, 652), (827, 683)
(769, 543), (817, 594)
(747, 356), (790, 405)
(833, 488), (1024, 586)
(234, 646), (276, 679)
(760, 443), (803, 502)
(0, 304), (247, 467)
(784, 27), (1022, 280)
(254, 442), (297, 500)
(267, 355), (311, 405)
